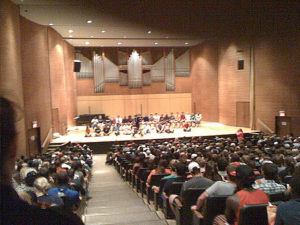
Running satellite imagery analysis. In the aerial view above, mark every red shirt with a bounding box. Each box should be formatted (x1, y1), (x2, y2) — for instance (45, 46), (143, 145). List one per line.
(235, 189), (269, 225)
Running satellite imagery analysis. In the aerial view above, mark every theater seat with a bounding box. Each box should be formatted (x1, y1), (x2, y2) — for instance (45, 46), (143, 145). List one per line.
(193, 195), (229, 225)
(173, 188), (205, 225)
(268, 192), (286, 202)
(162, 182), (184, 218)
(146, 174), (167, 203)
(238, 204), (268, 225)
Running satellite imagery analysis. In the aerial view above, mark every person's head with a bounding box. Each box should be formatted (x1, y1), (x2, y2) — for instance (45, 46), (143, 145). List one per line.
(0, 97), (17, 184)
(262, 163), (278, 180)
(226, 164), (238, 183)
(235, 165), (255, 190)
(56, 171), (69, 186)
(34, 177), (51, 197)
(175, 162), (187, 177)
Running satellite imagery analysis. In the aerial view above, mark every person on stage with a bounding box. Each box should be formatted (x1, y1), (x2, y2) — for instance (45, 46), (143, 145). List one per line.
(180, 112), (186, 128)
(183, 121), (191, 132)
(142, 122), (151, 135)
(94, 125), (101, 136)
(91, 116), (99, 129)
(115, 115), (122, 125)
(103, 123), (111, 136)
(156, 122), (165, 133)
(85, 125), (92, 137)
(175, 112), (181, 128)
(165, 122), (174, 133)
(122, 123), (132, 135)
(195, 113), (202, 127)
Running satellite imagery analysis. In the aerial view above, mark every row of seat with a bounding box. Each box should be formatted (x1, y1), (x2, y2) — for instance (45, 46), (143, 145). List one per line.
(114, 155), (286, 225)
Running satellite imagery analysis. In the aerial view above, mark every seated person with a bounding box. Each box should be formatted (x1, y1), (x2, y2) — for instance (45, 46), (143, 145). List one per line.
(115, 115), (122, 125)
(48, 171), (80, 210)
(91, 116), (98, 129)
(191, 164), (237, 213)
(94, 125), (101, 136)
(164, 122), (174, 133)
(0, 97), (84, 225)
(34, 177), (63, 209)
(103, 124), (111, 136)
(143, 114), (149, 122)
(156, 122), (165, 133)
(183, 121), (191, 132)
(142, 122), (151, 135)
(213, 165), (269, 225)
(122, 123), (132, 135)
(180, 112), (186, 127)
(85, 125), (92, 137)
(170, 163), (213, 214)
(275, 174), (300, 225)
(114, 123), (120, 136)
(153, 113), (160, 123)
(122, 116), (128, 124)
(252, 162), (286, 195)
(147, 160), (171, 185)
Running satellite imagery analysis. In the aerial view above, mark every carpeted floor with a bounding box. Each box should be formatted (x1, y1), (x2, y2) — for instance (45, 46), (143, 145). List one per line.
(84, 155), (168, 225)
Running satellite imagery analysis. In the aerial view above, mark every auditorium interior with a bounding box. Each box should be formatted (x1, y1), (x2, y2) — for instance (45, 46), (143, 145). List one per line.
(0, 0), (299, 225)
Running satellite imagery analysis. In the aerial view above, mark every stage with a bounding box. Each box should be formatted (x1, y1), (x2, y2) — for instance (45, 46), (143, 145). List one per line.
(52, 121), (259, 144)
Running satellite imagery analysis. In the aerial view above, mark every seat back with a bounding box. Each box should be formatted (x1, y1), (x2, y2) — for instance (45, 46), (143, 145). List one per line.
(140, 169), (151, 183)
(137, 168), (148, 179)
(181, 188), (205, 225)
(169, 182), (184, 195)
(268, 192), (285, 202)
(150, 174), (168, 186)
(238, 204), (268, 225)
(202, 195), (228, 225)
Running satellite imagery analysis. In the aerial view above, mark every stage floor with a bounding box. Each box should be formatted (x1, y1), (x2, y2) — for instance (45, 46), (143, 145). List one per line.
(51, 121), (259, 144)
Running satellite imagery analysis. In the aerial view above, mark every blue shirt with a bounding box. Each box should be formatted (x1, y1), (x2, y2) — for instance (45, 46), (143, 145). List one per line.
(48, 187), (80, 205)
(275, 199), (300, 225)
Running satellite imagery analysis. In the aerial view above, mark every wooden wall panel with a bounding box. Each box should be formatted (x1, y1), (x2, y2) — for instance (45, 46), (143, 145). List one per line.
(254, 37), (300, 135)
(0, 0), (26, 156)
(77, 93), (191, 117)
(190, 41), (219, 122)
(218, 40), (250, 126)
(20, 17), (52, 148)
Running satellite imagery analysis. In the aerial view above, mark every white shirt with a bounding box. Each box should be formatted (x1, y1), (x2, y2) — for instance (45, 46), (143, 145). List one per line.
(195, 114), (202, 121)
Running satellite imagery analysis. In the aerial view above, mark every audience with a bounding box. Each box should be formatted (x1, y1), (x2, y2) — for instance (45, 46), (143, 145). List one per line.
(0, 97), (85, 224)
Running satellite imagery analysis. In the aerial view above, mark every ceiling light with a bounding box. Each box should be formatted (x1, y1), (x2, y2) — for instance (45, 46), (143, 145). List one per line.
(69, 35), (73, 37)
(49, 23), (54, 26)
(68, 30), (73, 33)
(101, 30), (106, 33)
(87, 20), (93, 24)
(85, 41), (90, 45)
(117, 42), (122, 45)
(154, 42), (158, 45)
(123, 36), (127, 38)
(165, 36), (169, 39)
(147, 30), (152, 34)
(185, 42), (189, 45)
(90, 35), (94, 38)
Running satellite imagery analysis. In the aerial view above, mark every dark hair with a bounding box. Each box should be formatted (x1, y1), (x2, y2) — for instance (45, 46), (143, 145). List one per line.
(204, 161), (222, 181)
(290, 174), (300, 197)
(0, 98), (17, 170)
(56, 171), (69, 185)
(175, 162), (187, 177)
(262, 163), (278, 180)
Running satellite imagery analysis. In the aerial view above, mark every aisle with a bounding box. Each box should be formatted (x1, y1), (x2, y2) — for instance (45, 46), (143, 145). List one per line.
(84, 155), (167, 225)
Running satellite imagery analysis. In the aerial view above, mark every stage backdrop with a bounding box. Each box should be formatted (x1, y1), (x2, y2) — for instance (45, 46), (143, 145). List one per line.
(77, 93), (191, 117)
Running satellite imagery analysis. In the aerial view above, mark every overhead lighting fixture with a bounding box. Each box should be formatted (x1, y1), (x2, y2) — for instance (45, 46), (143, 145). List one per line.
(85, 41), (90, 45)
(117, 42), (122, 45)
(123, 36), (127, 38)
(185, 42), (189, 45)
(165, 36), (169, 39)
(90, 35), (94, 38)
(154, 42), (158, 45)
(69, 35), (73, 37)
(147, 30), (152, 34)
(101, 30), (106, 33)
(68, 29), (73, 33)
(87, 20), (93, 24)
(49, 23), (54, 26)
